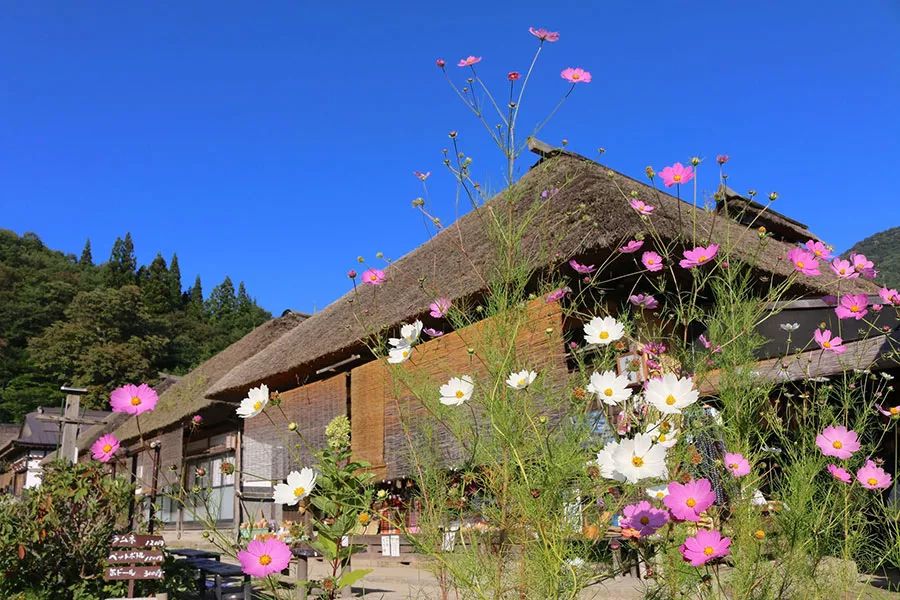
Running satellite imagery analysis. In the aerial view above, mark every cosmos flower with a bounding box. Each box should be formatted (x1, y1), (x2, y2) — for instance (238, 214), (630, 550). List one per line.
(642, 251), (664, 272)
(596, 441), (625, 482)
(646, 483), (670, 501)
(830, 258), (858, 279)
(569, 259), (596, 274)
(273, 468), (317, 505)
(390, 320), (423, 347)
(619, 239), (644, 253)
(506, 370), (537, 390)
(716, 154), (729, 165)
(528, 27), (560, 42)
(815, 425), (860, 460)
(362, 268), (386, 286)
(645, 374), (699, 415)
(877, 405), (900, 419)
(611, 432), (669, 484)
(429, 298), (451, 318)
(620, 501), (669, 537)
(647, 420), (678, 448)
(724, 452), (751, 478)
(787, 248), (820, 276)
(238, 538), (293, 578)
(850, 253), (876, 278)
(834, 294), (868, 320)
(414, 170), (431, 181)
(827, 463), (852, 484)
(664, 478), (716, 522)
(679, 244), (719, 269)
(658, 163), (695, 187)
(440, 376), (474, 406)
(587, 370), (632, 405)
(584, 316), (625, 346)
(698, 334), (721, 353)
(629, 294), (659, 310)
(507, 71), (521, 81)
(546, 286), (571, 303)
(91, 434), (120, 463)
(560, 67), (591, 83)
(387, 345), (413, 364)
(109, 384), (158, 416)
(780, 322), (800, 332)
(457, 56), (482, 67)
(879, 287), (899, 306)
(805, 240), (833, 260)
(680, 530), (731, 567)
(423, 327), (444, 337)
(856, 460), (891, 490)
(236, 385), (269, 419)
(629, 199), (654, 215)
(814, 329), (845, 354)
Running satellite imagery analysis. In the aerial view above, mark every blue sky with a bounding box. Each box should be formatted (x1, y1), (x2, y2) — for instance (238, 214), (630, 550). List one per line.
(2, 1), (899, 314)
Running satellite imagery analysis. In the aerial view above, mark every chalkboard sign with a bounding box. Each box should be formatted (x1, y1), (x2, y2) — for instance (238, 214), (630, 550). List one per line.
(107, 549), (164, 564)
(104, 533), (166, 586)
(105, 565), (164, 581)
(110, 534), (165, 548)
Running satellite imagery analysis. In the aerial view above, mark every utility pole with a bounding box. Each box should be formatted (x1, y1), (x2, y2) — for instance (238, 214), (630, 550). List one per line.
(36, 386), (97, 464)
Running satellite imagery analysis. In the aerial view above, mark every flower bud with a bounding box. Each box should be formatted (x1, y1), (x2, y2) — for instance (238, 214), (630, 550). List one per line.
(436, 58), (446, 68)
(507, 71), (520, 81)
(376, 251), (384, 259)
(449, 131), (458, 139)
(357, 256), (365, 263)
(412, 197), (424, 207)
(690, 156), (701, 166)
(288, 422), (298, 431)
(645, 166), (655, 179)
(768, 192), (778, 201)
(717, 154), (729, 165)
(347, 269), (357, 279)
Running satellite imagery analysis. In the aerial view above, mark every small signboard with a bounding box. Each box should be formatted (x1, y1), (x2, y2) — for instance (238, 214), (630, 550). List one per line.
(104, 533), (166, 589)
(104, 565), (164, 581)
(106, 549), (164, 564)
(110, 534), (165, 548)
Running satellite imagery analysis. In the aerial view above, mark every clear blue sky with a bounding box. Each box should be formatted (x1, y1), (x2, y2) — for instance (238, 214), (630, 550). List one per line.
(2, 1), (899, 314)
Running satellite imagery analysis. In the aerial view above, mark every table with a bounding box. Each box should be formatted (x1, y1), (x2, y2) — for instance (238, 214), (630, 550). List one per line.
(183, 557), (250, 599)
(168, 548), (221, 561)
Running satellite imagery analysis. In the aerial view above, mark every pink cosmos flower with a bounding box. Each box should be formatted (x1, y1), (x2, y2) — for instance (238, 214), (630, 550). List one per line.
(414, 170), (431, 181)
(436, 58), (446, 68)
(90, 433), (120, 463)
(822, 295), (838, 306)
(835, 294), (868, 320)
(827, 463), (852, 484)
(546, 286), (571, 303)
(529, 27), (560, 42)
(830, 258), (859, 279)
(429, 297), (451, 318)
(560, 67), (591, 83)
(697, 334), (721, 353)
(878, 405), (900, 419)
(642, 251), (664, 272)
(716, 154), (729, 165)
(856, 460), (891, 490)
(850, 253), (876, 278)
(680, 530), (731, 567)
(724, 452), (751, 478)
(658, 163), (695, 187)
(619, 239), (644, 254)
(238, 538), (292, 577)
(805, 240), (833, 261)
(347, 269), (357, 279)
(569, 259), (596, 274)
(787, 248), (820, 276)
(620, 501), (669, 537)
(191, 414), (203, 425)
(629, 199), (655, 215)
(815, 425), (861, 460)
(629, 294), (659, 310)
(664, 478), (716, 522)
(679, 244), (719, 269)
(879, 287), (900, 306)
(507, 71), (520, 81)
(362, 268), (386, 286)
(814, 329), (845, 354)
(110, 383), (158, 416)
(423, 327), (444, 338)
(457, 56), (482, 67)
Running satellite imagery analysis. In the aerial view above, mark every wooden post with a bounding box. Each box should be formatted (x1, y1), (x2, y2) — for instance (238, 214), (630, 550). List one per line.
(293, 556), (308, 600)
(58, 386), (89, 464)
(147, 441), (161, 534)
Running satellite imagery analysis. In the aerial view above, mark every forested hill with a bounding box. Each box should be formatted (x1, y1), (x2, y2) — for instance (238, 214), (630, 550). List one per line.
(847, 226), (900, 289)
(0, 229), (271, 421)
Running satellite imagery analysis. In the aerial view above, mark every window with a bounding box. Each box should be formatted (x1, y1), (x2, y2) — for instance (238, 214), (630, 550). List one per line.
(183, 453), (235, 524)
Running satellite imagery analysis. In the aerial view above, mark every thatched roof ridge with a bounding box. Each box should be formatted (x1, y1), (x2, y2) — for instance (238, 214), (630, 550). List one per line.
(113, 312), (307, 442)
(208, 151), (878, 399)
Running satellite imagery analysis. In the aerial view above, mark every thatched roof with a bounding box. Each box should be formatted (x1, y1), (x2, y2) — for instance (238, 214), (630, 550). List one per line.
(208, 150), (878, 400)
(113, 312), (308, 442)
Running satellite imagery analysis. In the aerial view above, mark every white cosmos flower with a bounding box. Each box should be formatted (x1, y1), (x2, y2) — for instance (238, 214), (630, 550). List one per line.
(611, 432), (668, 484)
(390, 320), (423, 347)
(645, 373), (699, 415)
(587, 370), (632, 405)
(646, 483), (670, 501)
(647, 420), (679, 448)
(236, 384), (269, 418)
(596, 441), (625, 482)
(387, 344), (413, 364)
(506, 370), (537, 390)
(440, 376), (474, 406)
(273, 468), (317, 505)
(584, 316), (625, 346)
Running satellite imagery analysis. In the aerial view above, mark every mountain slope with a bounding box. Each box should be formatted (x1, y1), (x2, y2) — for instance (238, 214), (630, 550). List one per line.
(846, 226), (900, 289)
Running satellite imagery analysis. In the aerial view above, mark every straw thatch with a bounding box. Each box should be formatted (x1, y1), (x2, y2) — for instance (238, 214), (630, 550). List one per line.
(208, 150), (878, 400)
(113, 311), (308, 442)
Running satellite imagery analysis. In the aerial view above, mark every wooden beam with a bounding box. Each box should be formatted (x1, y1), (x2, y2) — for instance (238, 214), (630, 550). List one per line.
(58, 394), (81, 464)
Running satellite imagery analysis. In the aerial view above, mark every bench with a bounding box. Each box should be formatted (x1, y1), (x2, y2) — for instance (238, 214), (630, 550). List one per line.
(183, 558), (251, 600)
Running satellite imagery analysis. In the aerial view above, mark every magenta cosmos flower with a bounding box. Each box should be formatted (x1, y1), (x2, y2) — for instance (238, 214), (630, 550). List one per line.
(658, 163), (694, 187)
(664, 478), (716, 522)
(724, 452), (751, 478)
(560, 67), (591, 83)
(619, 239), (644, 254)
(835, 294), (868, 320)
(856, 460), (891, 490)
(529, 27), (560, 42)
(238, 538), (292, 577)
(629, 294), (659, 310)
(362, 268), (386, 286)
(642, 251), (664, 273)
(879, 287), (900, 306)
(429, 297), (451, 318)
(620, 501), (669, 537)
(110, 383), (158, 415)
(878, 405), (900, 419)
(815, 425), (860, 460)
(545, 286), (571, 303)
(423, 327), (444, 338)
(569, 259), (595, 274)
(827, 463), (852, 484)
(680, 529), (731, 567)
(414, 170), (431, 181)
(457, 56), (482, 67)
(787, 248), (820, 276)
(90, 433), (120, 463)
(814, 329), (845, 354)
(830, 258), (858, 279)
(679, 244), (719, 269)
(629, 199), (654, 215)
(716, 154), (729, 165)
(850, 253), (876, 278)
(805, 240), (833, 261)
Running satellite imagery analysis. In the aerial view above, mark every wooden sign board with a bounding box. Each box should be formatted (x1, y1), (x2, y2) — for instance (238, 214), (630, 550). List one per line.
(110, 534), (165, 548)
(107, 549), (164, 564)
(104, 565), (164, 580)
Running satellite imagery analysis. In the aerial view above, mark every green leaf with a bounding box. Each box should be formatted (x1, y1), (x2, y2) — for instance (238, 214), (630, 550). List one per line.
(309, 536), (338, 559)
(337, 568), (372, 589)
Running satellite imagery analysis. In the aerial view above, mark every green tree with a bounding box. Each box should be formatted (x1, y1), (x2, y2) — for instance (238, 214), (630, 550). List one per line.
(105, 232), (137, 287)
(79, 239), (93, 266)
(168, 253), (183, 307)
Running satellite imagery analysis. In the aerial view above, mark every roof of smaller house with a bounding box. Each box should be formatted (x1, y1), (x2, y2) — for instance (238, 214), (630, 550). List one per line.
(0, 424), (20, 451)
(0, 406), (111, 459)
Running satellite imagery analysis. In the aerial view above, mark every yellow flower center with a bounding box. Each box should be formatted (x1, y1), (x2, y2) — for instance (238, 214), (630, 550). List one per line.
(647, 259), (656, 265)
(102, 444), (112, 453)
(868, 477), (878, 486)
(603, 388), (614, 397)
(754, 530), (766, 540)
(599, 331), (609, 339)
(699, 255), (708, 262)
(797, 261), (805, 268)
(639, 516), (650, 525)
(673, 174), (682, 182)
(259, 554), (272, 566)
(703, 546), (714, 556)
(253, 401), (263, 411)
(839, 268), (846, 274)
(369, 274), (377, 281)
(658, 434), (667, 442)
(656, 492), (664, 499)
(851, 305), (860, 312)
(130, 396), (142, 406)
(729, 463), (738, 470)
(293, 486), (306, 497)
(686, 498), (696, 508)
(455, 390), (465, 399)
(891, 407), (900, 416)
(402, 350), (409, 358)
(832, 440), (843, 449)
(518, 378), (527, 386)
(571, 73), (580, 80)
(632, 456), (644, 467)
(358, 513), (370, 525)
(665, 395), (677, 406)
(660, 422), (671, 433)
(823, 341), (831, 348)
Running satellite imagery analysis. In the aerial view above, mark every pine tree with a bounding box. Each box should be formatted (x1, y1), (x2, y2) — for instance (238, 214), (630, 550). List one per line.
(190, 275), (203, 305)
(168, 253), (183, 307)
(141, 253), (171, 314)
(206, 276), (237, 320)
(79, 239), (93, 266)
(106, 233), (137, 287)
